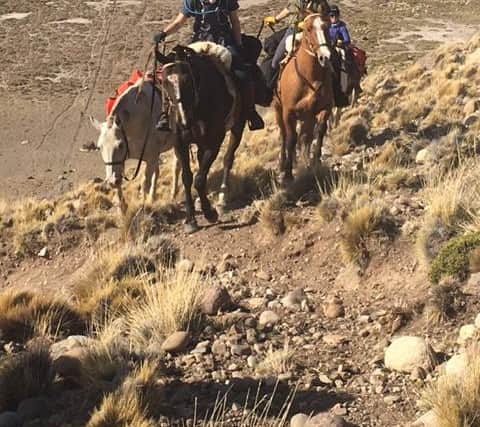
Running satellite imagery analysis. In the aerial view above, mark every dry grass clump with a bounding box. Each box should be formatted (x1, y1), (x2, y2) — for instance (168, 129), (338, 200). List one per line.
(416, 162), (480, 267)
(86, 360), (165, 427)
(0, 342), (53, 411)
(423, 277), (464, 325)
(328, 117), (370, 156)
(256, 343), (297, 377)
(340, 201), (396, 267)
(421, 345), (480, 427)
(0, 290), (85, 342)
(126, 269), (203, 350)
(258, 191), (287, 238)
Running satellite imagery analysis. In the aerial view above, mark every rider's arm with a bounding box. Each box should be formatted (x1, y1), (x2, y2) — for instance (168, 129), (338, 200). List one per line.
(275, 7), (292, 22)
(339, 24), (351, 45)
(230, 10), (243, 47)
(163, 12), (188, 36)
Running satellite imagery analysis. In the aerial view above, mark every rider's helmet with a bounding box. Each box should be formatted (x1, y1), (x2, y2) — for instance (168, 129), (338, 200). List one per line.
(329, 5), (340, 16)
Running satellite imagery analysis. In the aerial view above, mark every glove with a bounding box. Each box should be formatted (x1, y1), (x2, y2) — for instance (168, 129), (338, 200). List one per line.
(153, 31), (167, 44)
(297, 20), (305, 30)
(263, 16), (277, 26)
(336, 39), (344, 47)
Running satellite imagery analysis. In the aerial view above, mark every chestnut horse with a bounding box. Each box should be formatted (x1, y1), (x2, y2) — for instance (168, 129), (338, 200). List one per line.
(273, 13), (334, 183)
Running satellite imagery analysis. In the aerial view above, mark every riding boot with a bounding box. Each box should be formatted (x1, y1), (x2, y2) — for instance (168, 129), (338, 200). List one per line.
(243, 81), (265, 131)
(155, 111), (170, 132)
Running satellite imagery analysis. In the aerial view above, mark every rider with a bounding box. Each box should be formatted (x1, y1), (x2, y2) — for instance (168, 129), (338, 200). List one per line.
(154, 0), (265, 131)
(328, 5), (352, 106)
(264, 0), (330, 73)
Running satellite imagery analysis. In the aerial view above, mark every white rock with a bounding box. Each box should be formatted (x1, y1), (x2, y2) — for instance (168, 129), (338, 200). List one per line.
(290, 413), (309, 427)
(444, 353), (467, 379)
(384, 336), (436, 373)
(37, 247), (48, 258)
(412, 410), (440, 427)
(415, 148), (432, 165)
(458, 324), (477, 344)
(259, 310), (280, 326)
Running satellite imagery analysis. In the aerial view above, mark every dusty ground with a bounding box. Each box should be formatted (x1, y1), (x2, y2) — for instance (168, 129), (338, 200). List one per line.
(1, 0), (480, 426)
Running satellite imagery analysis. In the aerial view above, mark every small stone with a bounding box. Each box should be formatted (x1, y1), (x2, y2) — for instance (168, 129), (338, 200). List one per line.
(256, 271), (271, 281)
(383, 395), (400, 405)
(290, 413), (309, 427)
(247, 355), (258, 368)
(323, 297), (345, 319)
(322, 334), (347, 347)
(191, 341), (210, 354)
(305, 412), (347, 426)
(415, 148), (433, 165)
(177, 259), (194, 273)
(318, 374), (333, 384)
(384, 336), (436, 373)
(20, 140), (30, 145)
(230, 344), (251, 357)
(37, 247), (48, 258)
(161, 331), (190, 353)
(458, 324), (477, 344)
(200, 285), (232, 315)
(211, 340), (228, 356)
(259, 310), (280, 327)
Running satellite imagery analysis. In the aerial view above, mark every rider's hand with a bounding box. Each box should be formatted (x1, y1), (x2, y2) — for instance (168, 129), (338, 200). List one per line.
(153, 31), (167, 44)
(336, 39), (343, 47)
(263, 16), (277, 26)
(297, 20), (305, 30)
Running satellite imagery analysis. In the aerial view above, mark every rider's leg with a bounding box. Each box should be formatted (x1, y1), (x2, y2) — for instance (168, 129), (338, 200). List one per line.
(271, 28), (294, 70)
(155, 92), (170, 132)
(228, 45), (265, 131)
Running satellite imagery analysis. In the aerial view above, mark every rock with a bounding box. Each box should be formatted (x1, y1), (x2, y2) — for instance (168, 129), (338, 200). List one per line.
(323, 297), (345, 319)
(384, 336), (436, 373)
(259, 310), (280, 327)
(383, 395), (400, 405)
(247, 355), (258, 368)
(37, 247), (48, 258)
(281, 294), (301, 310)
(322, 334), (347, 347)
(464, 99), (480, 115)
(464, 114), (479, 127)
(290, 413), (309, 427)
(412, 410), (440, 427)
(230, 344), (251, 357)
(256, 271), (272, 281)
(50, 335), (94, 359)
(52, 347), (87, 379)
(415, 148), (434, 165)
(211, 340), (228, 356)
(475, 314), (480, 329)
(305, 412), (347, 427)
(444, 353), (467, 379)
(17, 398), (51, 423)
(177, 259), (195, 273)
(245, 298), (266, 310)
(464, 272), (480, 296)
(200, 285), (232, 315)
(0, 412), (20, 427)
(458, 324), (477, 344)
(161, 331), (190, 353)
(191, 341), (210, 355)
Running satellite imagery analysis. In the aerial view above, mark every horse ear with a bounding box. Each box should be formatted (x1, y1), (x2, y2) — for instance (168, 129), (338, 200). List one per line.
(89, 115), (103, 131)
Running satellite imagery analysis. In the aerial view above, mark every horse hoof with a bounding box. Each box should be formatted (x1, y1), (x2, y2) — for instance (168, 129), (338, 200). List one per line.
(184, 221), (199, 234)
(217, 203), (226, 216)
(204, 208), (219, 223)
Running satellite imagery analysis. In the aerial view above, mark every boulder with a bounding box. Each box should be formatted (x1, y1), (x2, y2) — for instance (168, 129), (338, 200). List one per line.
(415, 148), (434, 165)
(458, 324), (477, 344)
(0, 412), (20, 427)
(259, 311), (280, 327)
(52, 347), (87, 379)
(306, 413), (347, 427)
(384, 336), (436, 373)
(444, 353), (467, 379)
(200, 285), (232, 315)
(17, 397), (51, 423)
(161, 331), (190, 353)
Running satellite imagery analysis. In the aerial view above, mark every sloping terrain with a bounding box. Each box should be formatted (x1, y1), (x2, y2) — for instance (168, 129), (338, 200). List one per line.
(1, 1), (480, 427)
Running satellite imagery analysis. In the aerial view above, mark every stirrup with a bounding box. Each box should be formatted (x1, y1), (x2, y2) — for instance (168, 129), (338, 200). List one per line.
(247, 111), (265, 131)
(156, 113), (171, 132)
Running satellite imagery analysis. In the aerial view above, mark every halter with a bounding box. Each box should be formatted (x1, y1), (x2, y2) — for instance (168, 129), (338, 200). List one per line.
(102, 120), (130, 167)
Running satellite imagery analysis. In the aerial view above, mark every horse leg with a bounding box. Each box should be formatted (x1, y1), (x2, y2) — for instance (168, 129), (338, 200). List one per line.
(282, 113), (297, 184)
(194, 144), (220, 223)
(116, 184), (127, 215)
(175, 143), (198, 233)
(171, 155), (181, 201)
(299, 118), (315, 166)
(141, 164), (153, 203)
(313, 110), (330, 169)
(147, 160), (159, 204)
(274, 103), (287, 173)
(219, 121), (245, 211)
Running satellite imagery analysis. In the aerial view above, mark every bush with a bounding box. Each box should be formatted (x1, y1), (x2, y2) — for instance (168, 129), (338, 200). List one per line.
(429, 232), (480, 284)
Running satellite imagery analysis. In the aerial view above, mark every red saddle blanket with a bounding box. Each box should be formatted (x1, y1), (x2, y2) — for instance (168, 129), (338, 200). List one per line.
(349, 45), (367, 76)
(105, 68), (163, 117)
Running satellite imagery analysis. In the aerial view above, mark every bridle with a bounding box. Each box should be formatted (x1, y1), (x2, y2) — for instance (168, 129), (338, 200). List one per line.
(301, 13), (330, 58)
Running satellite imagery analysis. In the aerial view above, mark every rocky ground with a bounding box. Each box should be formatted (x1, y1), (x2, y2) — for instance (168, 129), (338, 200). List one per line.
(1, 0), (480, 426)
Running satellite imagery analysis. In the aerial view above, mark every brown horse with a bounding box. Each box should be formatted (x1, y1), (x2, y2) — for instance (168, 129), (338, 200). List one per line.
(158, 45), (247, 233)
(273, 13), (334, 183)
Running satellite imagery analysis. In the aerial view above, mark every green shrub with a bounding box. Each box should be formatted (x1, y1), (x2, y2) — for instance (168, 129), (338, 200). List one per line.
(429, 232), (480, 284)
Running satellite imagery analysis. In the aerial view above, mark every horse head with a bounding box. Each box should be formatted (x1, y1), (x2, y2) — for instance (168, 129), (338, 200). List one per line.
(161, 45), (199, 130)
(303, 14), (331, 67)
(89, 114), (128, 187)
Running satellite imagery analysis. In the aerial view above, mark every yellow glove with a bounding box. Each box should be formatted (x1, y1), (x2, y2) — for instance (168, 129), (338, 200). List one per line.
(264, 16), (277, 26)
(297, 20), (305, 30)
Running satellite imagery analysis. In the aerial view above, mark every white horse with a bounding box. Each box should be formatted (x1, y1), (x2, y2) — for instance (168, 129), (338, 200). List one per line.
(89, 78), (180, 211)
